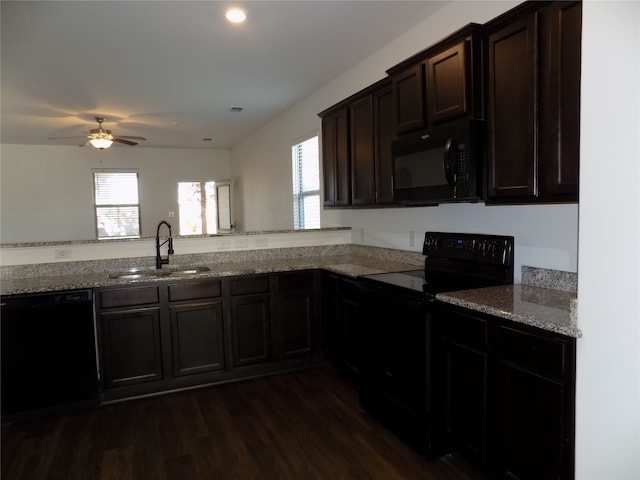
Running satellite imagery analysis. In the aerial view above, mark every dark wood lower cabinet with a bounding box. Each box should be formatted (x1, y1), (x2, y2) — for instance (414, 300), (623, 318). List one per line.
(230, 293), (272, 367)
(169, 300), (225, 376)
(276, 271), (317, 360)
(435, 303), (576, 480)
(321, 273), (365, 385)
(99, 306), (163, 389)
(437, 306), (490, 465)
(493, 323), (576, 480)
(97, 273), (321, 402)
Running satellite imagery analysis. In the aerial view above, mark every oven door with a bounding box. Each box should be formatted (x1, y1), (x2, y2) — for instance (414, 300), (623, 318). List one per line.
(358, 280), (437, 457)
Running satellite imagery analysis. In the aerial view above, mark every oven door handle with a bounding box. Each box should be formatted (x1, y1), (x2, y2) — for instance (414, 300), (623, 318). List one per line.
(443, 138), (457, 187)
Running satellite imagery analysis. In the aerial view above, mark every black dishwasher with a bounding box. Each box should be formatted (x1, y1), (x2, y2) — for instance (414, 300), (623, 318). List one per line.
(1, 289), (100, 421)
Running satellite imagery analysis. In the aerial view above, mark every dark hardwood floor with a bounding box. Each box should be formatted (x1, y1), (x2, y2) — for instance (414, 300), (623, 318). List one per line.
(2, 368), (487, 480)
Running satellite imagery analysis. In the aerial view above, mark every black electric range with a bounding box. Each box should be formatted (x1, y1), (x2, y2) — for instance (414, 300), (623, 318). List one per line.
(357, 232), (514, 458)
(360, 231), (514, 298)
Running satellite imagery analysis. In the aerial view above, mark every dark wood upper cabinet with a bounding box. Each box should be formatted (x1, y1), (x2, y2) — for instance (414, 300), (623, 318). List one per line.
(391, 63), (426, 137)
(426, 42), (469, 124)
(387, 24), (483, 139)
(349, 95), (375, 206)
(373, 84), (394, 204)
(538, 1), (581, 198)
(319, 78), (393, 208)
(485, 0), (581, 204)
(321, 108), (350, 207)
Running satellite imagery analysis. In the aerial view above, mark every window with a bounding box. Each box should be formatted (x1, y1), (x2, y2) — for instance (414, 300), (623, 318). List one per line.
(292, 135), (320, 229)
(178, 180), (233, 235)
(93, 171), (141, 239)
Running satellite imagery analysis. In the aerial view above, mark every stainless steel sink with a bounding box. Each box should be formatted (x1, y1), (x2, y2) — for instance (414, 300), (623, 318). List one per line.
(108, 266), (210, 279)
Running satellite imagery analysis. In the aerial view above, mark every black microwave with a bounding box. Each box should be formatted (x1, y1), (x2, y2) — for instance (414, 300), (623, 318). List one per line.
(392, 119), (483, 205)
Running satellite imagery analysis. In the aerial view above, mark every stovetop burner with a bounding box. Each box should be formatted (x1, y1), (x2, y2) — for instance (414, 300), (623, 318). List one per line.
(360, 270), (426, 294)
(360, 232), (514, 297)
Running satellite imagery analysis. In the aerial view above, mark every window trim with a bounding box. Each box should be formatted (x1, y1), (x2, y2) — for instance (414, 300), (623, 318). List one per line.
(292, 133), (320, 230)
(92, 169), (141, 240)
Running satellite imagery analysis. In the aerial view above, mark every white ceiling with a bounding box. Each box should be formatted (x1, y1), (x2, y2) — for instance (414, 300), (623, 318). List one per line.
(1, 1), (447, 150)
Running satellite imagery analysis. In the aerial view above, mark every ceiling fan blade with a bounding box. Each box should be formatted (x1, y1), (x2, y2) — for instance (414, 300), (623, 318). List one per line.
(113, 137), (138, 146)
(116, 135), (146, 141)
(48, 136), (87, 140)
(79, 140), (89, 147)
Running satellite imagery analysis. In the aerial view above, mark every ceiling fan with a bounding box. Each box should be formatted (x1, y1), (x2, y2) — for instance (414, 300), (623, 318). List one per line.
(49, 116), (146, 149)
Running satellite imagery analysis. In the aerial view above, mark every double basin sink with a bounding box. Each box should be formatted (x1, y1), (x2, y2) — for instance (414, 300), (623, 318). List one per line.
(108, 266), (211, 280)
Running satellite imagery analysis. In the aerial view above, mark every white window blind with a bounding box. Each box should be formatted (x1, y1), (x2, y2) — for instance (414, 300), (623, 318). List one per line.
(93, 171), (141, 239)
(292, 136), (320, 230)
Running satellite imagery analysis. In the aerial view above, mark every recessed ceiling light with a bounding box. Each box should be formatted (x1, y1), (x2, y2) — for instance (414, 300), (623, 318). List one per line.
(225, 8), (246, 24)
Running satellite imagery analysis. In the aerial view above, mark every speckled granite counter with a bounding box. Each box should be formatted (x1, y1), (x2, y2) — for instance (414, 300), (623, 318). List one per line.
(0, 254), (419, 296)
(437, 284), (581, 338)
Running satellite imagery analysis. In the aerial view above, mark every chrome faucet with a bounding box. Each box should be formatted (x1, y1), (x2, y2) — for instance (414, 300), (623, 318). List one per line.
(155, 220), (174, 269)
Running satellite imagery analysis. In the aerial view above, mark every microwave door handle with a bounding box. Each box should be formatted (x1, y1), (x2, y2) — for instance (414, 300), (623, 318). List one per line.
(443, 138), (457, 187)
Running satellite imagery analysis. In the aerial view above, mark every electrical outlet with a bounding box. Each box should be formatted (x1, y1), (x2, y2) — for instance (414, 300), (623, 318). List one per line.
(254, 237), (268, 248)
(409, 231), (416, 247)
(234, 238), (249, 249)
(168, 211), (175, 218)
(54, 248), (72, 259)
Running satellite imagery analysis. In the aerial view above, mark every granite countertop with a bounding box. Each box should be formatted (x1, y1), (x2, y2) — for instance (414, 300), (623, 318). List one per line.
(1, 252), (580, 339)
(436, 284), (581, 338)
(0, 255), (416, 296)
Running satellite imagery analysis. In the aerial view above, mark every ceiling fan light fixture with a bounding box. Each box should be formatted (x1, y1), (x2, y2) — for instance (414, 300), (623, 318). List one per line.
(225, 7), (246, 24)
(90, 138), (113, 149)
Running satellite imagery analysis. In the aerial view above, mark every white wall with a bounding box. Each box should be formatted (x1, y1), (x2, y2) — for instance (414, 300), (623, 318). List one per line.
(0, 144), (231, 242)
(576, 2), (640, 479)
(231, 0), (577, 283)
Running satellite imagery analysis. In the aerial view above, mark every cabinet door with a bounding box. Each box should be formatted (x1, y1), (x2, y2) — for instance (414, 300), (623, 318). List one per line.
(444, 343), (488, 463)
(494, 323), (576, 480)
(321, 272), (341, 365)
(276, 271), (316, 360)
(392, 63), (426, 137)
(321, 109), (350, 207)
(230, 294), (271, 367)
(339, 279), (364, 384)
(538, 1), (581, 199)
(495, 363), (569, 480)
(277, 290), (313, 359)
(349, 95), (375, 205)
(426, 41), (468, 124)
(486, 14), (537, 200)
(169, 301), (225, 377)
(437, 307), (489, 464)
(100, 306), (163, 388)
(374, 85), (394, 204)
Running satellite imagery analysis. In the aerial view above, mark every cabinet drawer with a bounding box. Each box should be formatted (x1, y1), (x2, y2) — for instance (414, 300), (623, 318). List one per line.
(100, 286), (160, 309)
(497, 324), (568, 378)
(168, 280), (222, 302)
(321, 273), (339, 294)
(277, 271), (315, 292)
(440, 309), (488, 350)
(340, 278), (362, 299)
(229, 275), (269, 296)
